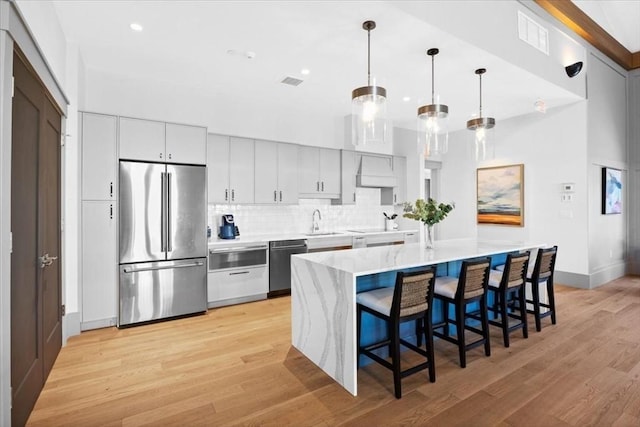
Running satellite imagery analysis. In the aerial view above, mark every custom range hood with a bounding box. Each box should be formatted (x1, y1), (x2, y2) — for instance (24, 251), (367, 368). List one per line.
(356, 154), (397, 188)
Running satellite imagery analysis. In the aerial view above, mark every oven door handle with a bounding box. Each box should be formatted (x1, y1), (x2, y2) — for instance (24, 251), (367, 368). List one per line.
(209, 245), (268, 254)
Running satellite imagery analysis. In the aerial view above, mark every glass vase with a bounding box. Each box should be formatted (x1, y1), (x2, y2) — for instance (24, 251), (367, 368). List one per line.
(424, 223), (435, 249)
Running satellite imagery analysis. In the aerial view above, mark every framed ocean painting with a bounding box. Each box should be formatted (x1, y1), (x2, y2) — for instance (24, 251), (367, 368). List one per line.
(602, 167), (622, 214)
(477, 164), (524, 226)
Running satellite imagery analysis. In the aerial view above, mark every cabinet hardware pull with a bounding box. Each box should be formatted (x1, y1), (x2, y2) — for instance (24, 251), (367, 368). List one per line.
(229, 271), (250, 276)
(316, 181), (319, 192)
(110, 204), (113, 219)
(353, 192), (356, 202)
(274, 190), (277, 201)
(279, 191), (282, 202)
(159, 153), (163, 159)
(321, 181), (324, 192)
(225, 189), (228, 201)
(110, 182), (113, 197)
(231, 189), (235, 201)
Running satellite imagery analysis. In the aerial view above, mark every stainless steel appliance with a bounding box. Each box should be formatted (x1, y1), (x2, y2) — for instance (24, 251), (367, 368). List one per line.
(218, 214), (238, 239)
(119, 160), (207, 327)
(208, 243), (268, 307)
(268, 239), (308, 297)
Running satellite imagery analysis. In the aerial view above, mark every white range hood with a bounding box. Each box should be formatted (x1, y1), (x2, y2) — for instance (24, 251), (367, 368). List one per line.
(356, 154), (397, 188)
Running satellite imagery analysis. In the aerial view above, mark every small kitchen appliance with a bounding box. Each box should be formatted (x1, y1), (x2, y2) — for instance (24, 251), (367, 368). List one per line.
(219, 214), (238, 239)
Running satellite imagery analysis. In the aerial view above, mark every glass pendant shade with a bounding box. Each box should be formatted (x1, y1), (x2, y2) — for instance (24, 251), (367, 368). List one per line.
(352, 85), (387, 146)
(352, 21), (387, 147)
(466, 68), (495, 161)
(417, 48), (449, 157)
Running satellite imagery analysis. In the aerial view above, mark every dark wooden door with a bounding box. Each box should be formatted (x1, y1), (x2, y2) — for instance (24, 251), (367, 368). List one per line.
(11, 50), (62, 427)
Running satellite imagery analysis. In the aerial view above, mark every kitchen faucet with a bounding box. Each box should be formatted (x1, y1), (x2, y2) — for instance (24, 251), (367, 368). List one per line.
(312, 209), (322, 233)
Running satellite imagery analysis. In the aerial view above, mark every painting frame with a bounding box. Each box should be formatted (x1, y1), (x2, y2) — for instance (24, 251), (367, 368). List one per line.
(601, 167), (622, 215)
(477, 164), (524, 226)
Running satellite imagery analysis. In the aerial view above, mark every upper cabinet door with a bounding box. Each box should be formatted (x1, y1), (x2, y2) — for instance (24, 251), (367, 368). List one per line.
(277, 143), (299, 204)
(82, 112), (117, 200)
(319, 148), (341, 195)
(119, 117), (165, 162)
(339, 150), (356, 205)
(207, 134), (230, 203)
(392, 156), (407, 205)
(254, 140), (278, 204)
(228, 137), (255, 204)
(166, 123), (206, 165)
(298, 146), (320, 195)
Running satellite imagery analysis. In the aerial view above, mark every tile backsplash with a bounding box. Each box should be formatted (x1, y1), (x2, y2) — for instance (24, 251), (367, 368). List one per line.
(208, 188), (395, 236)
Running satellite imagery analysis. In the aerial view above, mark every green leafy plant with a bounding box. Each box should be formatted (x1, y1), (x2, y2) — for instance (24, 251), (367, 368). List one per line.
(403, 198), (454, 226)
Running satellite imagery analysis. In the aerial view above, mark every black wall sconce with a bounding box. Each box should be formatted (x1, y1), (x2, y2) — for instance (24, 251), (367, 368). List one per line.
(565, 61), (583, 78)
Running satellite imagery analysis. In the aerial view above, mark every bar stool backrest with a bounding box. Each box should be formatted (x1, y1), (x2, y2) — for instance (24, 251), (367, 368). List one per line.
(392, 268), (436, 318)
(532, 246), (558, 282)
(502, 252), (530, 289)
(457, 258), (491, 300)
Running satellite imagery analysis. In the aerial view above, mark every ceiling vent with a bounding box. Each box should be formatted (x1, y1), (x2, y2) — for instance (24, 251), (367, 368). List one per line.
(281, 76), (304, 86)
(517, 11), (549, 55)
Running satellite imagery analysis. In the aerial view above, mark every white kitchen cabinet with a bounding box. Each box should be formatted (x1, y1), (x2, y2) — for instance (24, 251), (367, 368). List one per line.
(207, 267), (268, 307)
(81, 200), (117, 329)
(165, 122), (207, 164)
(81, 112), (117, 201)
(120, 117), (206, 165)
(207, 134), (254, 203)
(119, 117), (165, 162)
(404, 231), (419, 243)
(335, 149), (356, 205)
(254, 141), (298, 204)
(392, 156), (407, 205)
(298, 146), (341, 198)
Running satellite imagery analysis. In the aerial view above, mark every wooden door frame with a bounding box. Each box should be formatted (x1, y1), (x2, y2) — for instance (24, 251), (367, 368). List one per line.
(1, 1), (69, 424)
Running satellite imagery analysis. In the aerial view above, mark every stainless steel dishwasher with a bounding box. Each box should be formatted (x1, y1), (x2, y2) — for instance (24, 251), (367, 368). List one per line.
(268, 239), (307, 297)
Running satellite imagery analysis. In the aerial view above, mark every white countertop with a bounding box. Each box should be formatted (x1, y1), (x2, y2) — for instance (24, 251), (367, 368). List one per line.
(207, 229), (417, 249)
(292, 238), (544, 276)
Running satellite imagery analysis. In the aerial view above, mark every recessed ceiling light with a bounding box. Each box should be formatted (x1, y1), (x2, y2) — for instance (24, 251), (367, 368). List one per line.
(402, 96), (411, 102)
(130, 22), (143, 32)
(301, 68), (310, 75)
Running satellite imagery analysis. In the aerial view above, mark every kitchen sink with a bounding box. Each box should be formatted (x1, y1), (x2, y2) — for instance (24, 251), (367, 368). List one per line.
(305, 232), (344, 237)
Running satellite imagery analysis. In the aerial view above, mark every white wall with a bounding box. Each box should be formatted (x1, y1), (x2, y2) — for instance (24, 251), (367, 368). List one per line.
(587, 53), (628, 282)
(439, 101), (590, 277)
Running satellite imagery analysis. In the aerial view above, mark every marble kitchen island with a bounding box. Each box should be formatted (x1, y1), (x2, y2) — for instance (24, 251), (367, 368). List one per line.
(291, 239), (545, 396)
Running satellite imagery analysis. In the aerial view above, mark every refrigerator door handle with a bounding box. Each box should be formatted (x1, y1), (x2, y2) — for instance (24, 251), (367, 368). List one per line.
(123, 261), (205, 274)
(167, 172), (172, 252)
(161, 172), (167, 253)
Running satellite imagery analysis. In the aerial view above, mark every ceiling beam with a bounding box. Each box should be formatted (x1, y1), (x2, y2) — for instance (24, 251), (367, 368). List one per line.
(534, 0), (637, 71)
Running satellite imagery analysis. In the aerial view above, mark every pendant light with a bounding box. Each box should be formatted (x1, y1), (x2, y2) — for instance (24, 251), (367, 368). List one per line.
(466, 68), (495, 161)
(417, 48), (449, 157)
(352, 20), (387, 147)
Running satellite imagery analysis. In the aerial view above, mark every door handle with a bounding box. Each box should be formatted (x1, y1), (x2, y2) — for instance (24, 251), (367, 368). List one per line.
(39, 253), (58, 268)
(274, 190), (277, 202)
(279, 191), (282, 202)
(225, 189), (228, 201)
(167, 172), (172, 252)
(321, 181), (324, 192)
(110, 181), (113, 198)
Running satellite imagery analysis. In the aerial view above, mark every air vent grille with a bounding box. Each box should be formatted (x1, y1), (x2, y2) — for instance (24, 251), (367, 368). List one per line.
(281, 76), (304, 86)
(518, 11), (549, 55)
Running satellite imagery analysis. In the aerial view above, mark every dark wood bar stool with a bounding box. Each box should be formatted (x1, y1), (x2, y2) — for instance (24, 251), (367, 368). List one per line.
(485, 252), (530, 347)
(527, 246), (558, 331)
(356, 268), (436, 399)
(431, 258), (491, 368)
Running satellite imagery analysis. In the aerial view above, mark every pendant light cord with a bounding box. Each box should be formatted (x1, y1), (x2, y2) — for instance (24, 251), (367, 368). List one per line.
(367, 27), (371, 87)
(431, 54), (435, 104)
(479, 73), (483, 119)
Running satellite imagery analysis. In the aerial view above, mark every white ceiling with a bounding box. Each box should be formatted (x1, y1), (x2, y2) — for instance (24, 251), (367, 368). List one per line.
(572, 0), (640, 53)
(48, 1), (622, 133)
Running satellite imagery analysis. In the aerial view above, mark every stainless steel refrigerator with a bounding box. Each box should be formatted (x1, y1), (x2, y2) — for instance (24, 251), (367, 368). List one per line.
(118, 160), (207, 327)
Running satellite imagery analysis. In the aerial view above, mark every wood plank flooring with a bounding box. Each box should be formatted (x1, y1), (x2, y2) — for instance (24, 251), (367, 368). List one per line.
(27, 276), (640, 426)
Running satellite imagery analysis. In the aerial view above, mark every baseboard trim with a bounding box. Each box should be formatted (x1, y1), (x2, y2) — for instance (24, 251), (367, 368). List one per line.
(62, 311), (81, 345)
(81, 317), (117, 331)
(556, 261), (627, 289)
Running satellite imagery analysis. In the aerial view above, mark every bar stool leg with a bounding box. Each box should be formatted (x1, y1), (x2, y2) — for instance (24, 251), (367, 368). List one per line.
(456, 302), (466, 368)
(391, 320), (402, 399)
(500, 289), (509, 348)
(548, 279), (557, 325)
(425, 314), (436, 383)
(480, 297), (491, 357)
(519, 286), (528, 338)
(357, 305), (362, 369)
(531, 280), (542, 332)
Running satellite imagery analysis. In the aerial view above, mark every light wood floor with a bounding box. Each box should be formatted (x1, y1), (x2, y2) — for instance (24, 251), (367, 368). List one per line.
(28, 277), (640, 426)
